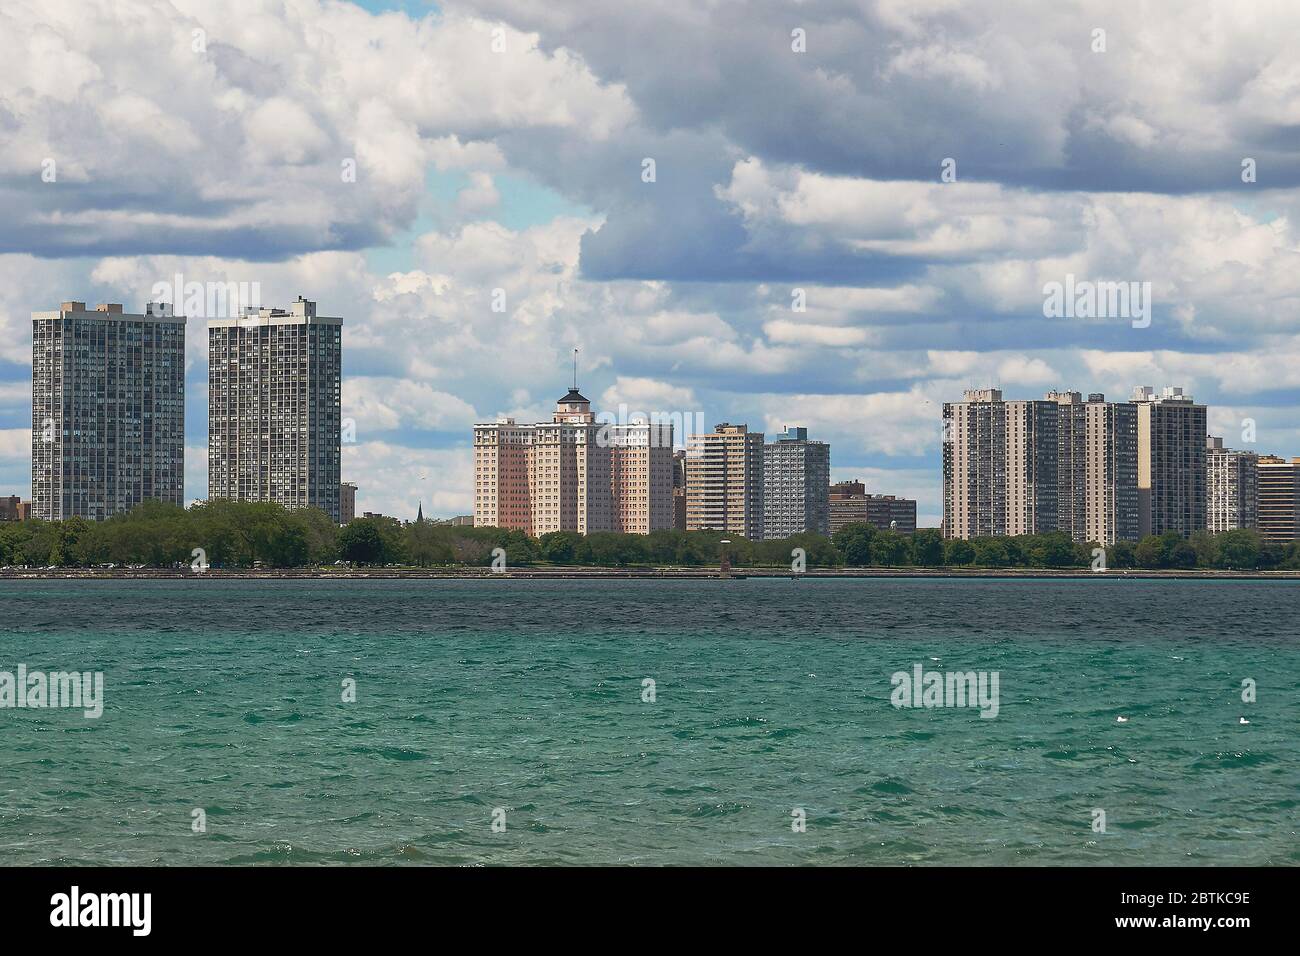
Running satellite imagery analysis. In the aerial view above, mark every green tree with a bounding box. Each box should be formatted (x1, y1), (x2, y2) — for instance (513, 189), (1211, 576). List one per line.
(1133, 534), (1166, 568)
(910, 529), (944, 566)
(971, 537), (1010, 567)
(583, 531), (646, 566)
(787, 532), (841, 568)
(1215, 528), (1260, 570)
(1168, 540), (1198, 569)
(539, 530), (583, 564)
(21, 522), (60, 566)
(262, 514), (309, 568)
(1188, 530), (1218, 569)
(870, 530), (909, 566)
(1024, 531), (1077, 567)
(57, 516), (93, 566)
(298, 507), (340, 565)
(832, 522), (875, 566)
(943, 538), (976, 566)
(405, 519), (451, 567)
(338, 516), (404, 565)
(0, 523), (32, 564)
(1107, 540), (1136, 569)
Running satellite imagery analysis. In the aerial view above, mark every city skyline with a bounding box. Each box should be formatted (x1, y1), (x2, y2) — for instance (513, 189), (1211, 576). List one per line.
(5, 2), (1300, 525)
(11, 316), (1300, 537)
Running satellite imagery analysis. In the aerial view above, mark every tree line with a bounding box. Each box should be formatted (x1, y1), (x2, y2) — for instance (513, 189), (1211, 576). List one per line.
(0, 501), (1295, 571)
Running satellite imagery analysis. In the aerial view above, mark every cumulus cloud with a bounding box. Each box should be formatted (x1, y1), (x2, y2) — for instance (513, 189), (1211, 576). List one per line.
(598, 376), (698, 412)
(456, 172), (501, 214)
(3, 0), (1300, 526)
(0, 427), (30, 459)
(344, 378), (480, 433)
(0, 0), (633, 258)
(759, 388), (939, 458)
(764, 319), (876, 348)
(342, 441), (473, 520)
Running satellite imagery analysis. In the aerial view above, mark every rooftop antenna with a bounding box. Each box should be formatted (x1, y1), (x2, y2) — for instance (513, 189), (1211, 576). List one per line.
(573, 348), (578, 390)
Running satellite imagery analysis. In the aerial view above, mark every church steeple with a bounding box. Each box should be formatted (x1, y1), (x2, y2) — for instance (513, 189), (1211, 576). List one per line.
(416, 501), (424, 523)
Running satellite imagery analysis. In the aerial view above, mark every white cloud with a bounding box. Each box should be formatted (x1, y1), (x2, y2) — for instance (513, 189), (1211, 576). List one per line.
(342, 441), (473, 520)
(457, 172), (501, 214)
(764, 319), (875, 347)
(344, 378), (479, 433)
(759, 388), (938, 457)
(717, 158), (1076, 260)
(598, 376), (697, 412)
(0, 428), (31, 459)
(7, 0), (1300, 525)
(0, 0), (634, 256)
(996, 355), (1060, 387)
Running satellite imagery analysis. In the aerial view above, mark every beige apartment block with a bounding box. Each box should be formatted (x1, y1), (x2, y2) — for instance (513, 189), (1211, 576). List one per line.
(942, 389), (1057, 539)
(32, 300), (185, 521)
(1256, 455), (1300, 543)
(1131, 386), (1206, 537)
(475, 417), (534, 531)
(685, 423), (764, 539)
(1049, 391), (1138, 545)
(609, 423), (676, 534)
(473, 386), (674, 536)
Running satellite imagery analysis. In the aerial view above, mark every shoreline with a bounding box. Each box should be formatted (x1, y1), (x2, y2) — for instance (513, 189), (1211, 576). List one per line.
(2, 567), (1298, 581)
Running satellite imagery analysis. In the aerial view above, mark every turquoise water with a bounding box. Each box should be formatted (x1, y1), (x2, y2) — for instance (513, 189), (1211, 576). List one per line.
(0, 578), (1296, 865)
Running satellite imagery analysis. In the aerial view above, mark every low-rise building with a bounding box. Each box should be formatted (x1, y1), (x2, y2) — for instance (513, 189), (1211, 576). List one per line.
(0, 497), (32, 521)
(828, 480), (918, 533)
(340, 481), (357, 525)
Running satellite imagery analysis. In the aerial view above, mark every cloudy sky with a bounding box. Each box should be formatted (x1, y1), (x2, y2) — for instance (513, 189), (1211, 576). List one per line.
(3, 0), (1300, 525)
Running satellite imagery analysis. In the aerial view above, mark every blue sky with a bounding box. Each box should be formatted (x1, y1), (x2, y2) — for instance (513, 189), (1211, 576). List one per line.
(3, 0), (1300, 524)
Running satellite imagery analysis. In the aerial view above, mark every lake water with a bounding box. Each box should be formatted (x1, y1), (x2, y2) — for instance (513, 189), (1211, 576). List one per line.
(1, 578), (1295, 865)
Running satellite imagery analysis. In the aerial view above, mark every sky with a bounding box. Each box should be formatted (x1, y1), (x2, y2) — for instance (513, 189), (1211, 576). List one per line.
(2, 0), (1300, 526)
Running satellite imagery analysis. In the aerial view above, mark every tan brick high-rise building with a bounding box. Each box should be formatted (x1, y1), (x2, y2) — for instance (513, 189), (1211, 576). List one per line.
(1256, 455), (1300, 543)
(473, 386), (674, 535)
(1131, 386), (1206, 537)
(685, 423), (764, 539)
(475, 417), (534, 531)
(608, 423), (676, 534)
(942, 389), (1057, 539)
(1049, 391), (1138, 545)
